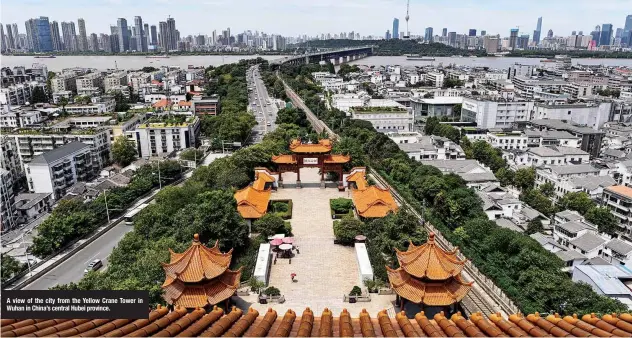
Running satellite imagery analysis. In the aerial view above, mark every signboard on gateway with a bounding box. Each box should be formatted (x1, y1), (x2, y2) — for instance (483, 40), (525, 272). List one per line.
(303, 158), (318, 165)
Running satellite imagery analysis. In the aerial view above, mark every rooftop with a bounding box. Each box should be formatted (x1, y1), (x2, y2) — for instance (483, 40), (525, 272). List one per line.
(556, 220), (592, 234)
(555, 250), (587, 262)
(574, 264), (632, 296)
(529, 119), (604, 135)
(351, 106), (408, 113)
(606, 238), (632, 256)
(570, 232), (606, 252)
(548, 164), (600, 176)
(528, 146), (589, 157)
(605, 185), (632, 199)
(29, 141), (91, 165)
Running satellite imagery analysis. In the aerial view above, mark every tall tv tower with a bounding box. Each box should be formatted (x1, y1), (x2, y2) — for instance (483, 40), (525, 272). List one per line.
(404, 0), (410, 38)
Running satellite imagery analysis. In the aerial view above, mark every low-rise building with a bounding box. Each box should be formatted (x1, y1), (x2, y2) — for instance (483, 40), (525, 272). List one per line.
(572, 264), (632, 307)
(512, 76), (565, 99)
(104, 72), (128, 92)
(0, 109), (42, 128)
(461, 96), (534, 129)
(420, 159), (498, 189)
(12, 192), (52, 225)
(134, 116), (200, 158)
(531, 102), (612, 130)
(529, 119), (605, 158)
(535, 164), (606, 198)
(602, 185), (632, 238)
(410, 96), (463, 120)
(25, 141), (98, 200)
(486, 131), (528, 150)
(524, 129), (581, 148)
(331, 93), (369, 113)
(50, 74), (78, 93)
(425, 72), (445, 87)
(52, 91), (73, 104)
(525, 146), (590, 166)
(395, 135), (465, 161)
(350, 105), (413, 132)
(0, 82), (46, 107)
(191, 96), (220, 116)
(64, 96), (115, 115)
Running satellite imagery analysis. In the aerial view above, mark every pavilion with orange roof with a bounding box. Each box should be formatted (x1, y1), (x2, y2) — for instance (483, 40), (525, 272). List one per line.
(387, 233), (472, 315)
(346, 167), (398, 218)
(234, 168), (277, 227)
(162, 234), (242, 309)
(272, 139), (349, 188)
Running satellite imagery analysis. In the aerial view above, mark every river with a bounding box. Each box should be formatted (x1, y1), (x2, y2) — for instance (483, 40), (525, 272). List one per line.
(348, 56), (632, 69)
(0, 55), (289, 71)
(3, 54), (632, 72)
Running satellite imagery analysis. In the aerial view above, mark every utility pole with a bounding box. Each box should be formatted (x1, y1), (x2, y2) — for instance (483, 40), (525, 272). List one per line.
(104, 189), (111, 224)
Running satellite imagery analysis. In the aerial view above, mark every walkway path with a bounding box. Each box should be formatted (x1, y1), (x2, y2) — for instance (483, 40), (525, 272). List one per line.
(247, 168), (395, 315)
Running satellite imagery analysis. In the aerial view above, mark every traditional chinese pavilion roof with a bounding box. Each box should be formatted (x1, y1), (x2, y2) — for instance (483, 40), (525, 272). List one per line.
(7, 307), (632, 337)
(161, 234), (241, 309)
(289, 139), (333, 153)
(271, 154), (297, 164)
(324, 154), (351, 164)
(394, 233), (467, 280)
(346, 170), (368, 190)
(386, 267), (472, 306)
(234, 185), (271, 219)
(252, 170), (276, 190)
(352, 185), (398, 218)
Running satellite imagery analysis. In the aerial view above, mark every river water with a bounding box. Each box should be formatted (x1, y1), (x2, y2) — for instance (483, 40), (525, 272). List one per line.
(0, 55), (289, 71)
(348, 56), (632, 69)
(2, 54), (632, 72)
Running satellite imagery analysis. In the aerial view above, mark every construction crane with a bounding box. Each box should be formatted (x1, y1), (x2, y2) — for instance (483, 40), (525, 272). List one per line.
(404, 0), (410, 38)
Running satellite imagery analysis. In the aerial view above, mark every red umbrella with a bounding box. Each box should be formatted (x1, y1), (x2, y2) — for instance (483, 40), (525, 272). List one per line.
(270, 238), (283, 246)
(282, 237), (294, 244)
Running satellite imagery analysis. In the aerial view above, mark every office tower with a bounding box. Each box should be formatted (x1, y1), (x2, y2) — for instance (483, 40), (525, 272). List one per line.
(109, 26), (120, 52)
(448, 32), (456, 46)
(622, 15), (632, 45)
(167, 18), (177, 50)
(212, 30), (217, 45)
(5, 24), (15, 50)
(10, 24), (20, 49)
(61, 21), (76, 51)
(143, 23), (149, 48)
(468, 29), (476, 36)
(616, 28), (623, 38)
(393, 18), (399, 39)
(518, 34), (529, 49)
(484, 36), (499, 53)
(481, 30), (486, 36)
(572, 30), (577, 35)
(547, 29), (553, 38)
(100, 34), (111, 53)
(49, 21), (62, 51)
(150, 25), (157, 46)
(385, 30), (391, 40)
(442, 28), (447, 37)
(35, 17), (53, 52)
(509, 28), (518, 50)
(424, 27), (433, 42)
(532, 17), (542, 45)
(226, 27), (230, 44)
(117, 18), (129, 51)
(600, 24), (612, 46)
(134, 16), (146, 52)
(89, 33), (98, 51)
(159, 21), (167, 50)
(349, 31), (354, 40)
(77, 18), (88, 51)
(0, 24), (5, 52)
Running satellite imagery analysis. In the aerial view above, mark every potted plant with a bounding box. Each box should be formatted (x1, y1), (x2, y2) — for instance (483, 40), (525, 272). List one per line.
(349, 285), (362, 303)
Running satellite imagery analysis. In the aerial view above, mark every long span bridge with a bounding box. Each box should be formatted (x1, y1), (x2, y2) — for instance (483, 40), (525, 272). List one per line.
(271, 46), (374, 66)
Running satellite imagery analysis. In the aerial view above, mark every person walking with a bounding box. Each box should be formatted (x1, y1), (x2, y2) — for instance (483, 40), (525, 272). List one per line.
(291, 272), (296, 282)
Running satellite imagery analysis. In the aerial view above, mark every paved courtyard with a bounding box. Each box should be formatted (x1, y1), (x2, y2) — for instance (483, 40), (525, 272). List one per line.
(244, 168), (396, 316)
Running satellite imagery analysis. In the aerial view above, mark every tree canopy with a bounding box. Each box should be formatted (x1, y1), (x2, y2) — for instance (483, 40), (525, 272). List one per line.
(111, 136), (138, 167)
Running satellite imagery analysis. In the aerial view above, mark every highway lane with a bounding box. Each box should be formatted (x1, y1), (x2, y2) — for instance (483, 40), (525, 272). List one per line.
(247, 65), (279, 143)
(23, 222), (133, 290)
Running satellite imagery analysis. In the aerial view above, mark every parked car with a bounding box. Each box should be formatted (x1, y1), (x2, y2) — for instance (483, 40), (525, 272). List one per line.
(84, 259), (103, 274)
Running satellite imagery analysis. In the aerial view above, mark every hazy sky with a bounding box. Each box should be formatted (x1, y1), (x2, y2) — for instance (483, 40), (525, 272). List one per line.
(1, 0), (629, 38)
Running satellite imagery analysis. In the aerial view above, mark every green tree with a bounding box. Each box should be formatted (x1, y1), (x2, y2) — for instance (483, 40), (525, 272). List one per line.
(113, 91), (131, 111)
(496, 167), (515, 187)
(1, 254), (26, 283)
(525, 219), (544, 235)
(514, 168), (536, 191)
(521, 189), (556, 216)
(558, 192), (596, 215)
(59, 97), (69, 114)
(111, 136), (138, 167)
(539, 182), (555, 198)
(253, 214), (287, 238)
(585, 207), (619, 236)
(180, 148), (204, 163)
(333, 216), (364, 244)
(31, 86), (48, 104)
(452, 103), (462, 116)
(330, 198), (354, 214)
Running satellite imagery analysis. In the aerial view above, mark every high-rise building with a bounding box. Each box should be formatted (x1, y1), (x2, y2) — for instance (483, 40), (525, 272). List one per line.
(468, 29), (477, 36)
(623, 15), (632, 45)
(117, 18), (129, 51)
(166, 18), (177, 50)
(442, 28), (447, 37)
(77, 18), (88, 51)
(392, 18), (399, 39)
(61, 21), (77, 51)
(385, 30), (391, 40)
(150, 25), (157, 46)
(89, 33), (98, 51)
(5, 24), (15, 50)
(533, 17), (542, 44)
(448, 32), (456, 46)
(0, 24), (6, 53)
(50, 21), (62, 51)
(25, 19), (39, 52)
(572, 30), (577, 36)
(134, 16), (146, 52)
(109, 26), (120, 53)
(600, 24), (613, 46)
(424, 27), (433, 42)
(509, 28), (519, 50)
(143, 23), (149, 49)
(481, 30), (486, 36)
(11, 23), (20, 49)
(159, 21), (167, 50)
(484, 36), (499, 53)
(547, 29), (553, 38)
(36, 17), (53, 52)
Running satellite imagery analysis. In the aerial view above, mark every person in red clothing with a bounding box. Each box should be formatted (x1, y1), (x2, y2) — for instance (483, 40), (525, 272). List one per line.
(291, 273), (296, 282)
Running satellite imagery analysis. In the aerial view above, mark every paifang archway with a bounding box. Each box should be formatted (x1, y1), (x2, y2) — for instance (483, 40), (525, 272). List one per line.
(272, 139), (350, 188)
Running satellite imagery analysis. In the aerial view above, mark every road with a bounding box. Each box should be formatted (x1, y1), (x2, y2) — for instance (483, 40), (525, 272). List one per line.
(247, 65), (279, 143)
(20, 151), (225, 290)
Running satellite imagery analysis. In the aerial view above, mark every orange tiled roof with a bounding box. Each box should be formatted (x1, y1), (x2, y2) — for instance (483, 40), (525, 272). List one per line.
(162, 268), (241, 308)
(8, 307), (632, 337)
(346, 170), (368, 190)
(161, 235), (233, 284)
(152, 99), (173, 108)
(605, 185), (632, 199)
(288, 139), (332, 153)
(178, 100), (192, 107)
(352, 185), (398, 218)
(234, 186), (271, 219)
(324, 154), (351, 164)
(252, 171), (276, 190)
(272, 154), (297, 164)
(395, 233), (467, 280)
(386, 266), (472, 306)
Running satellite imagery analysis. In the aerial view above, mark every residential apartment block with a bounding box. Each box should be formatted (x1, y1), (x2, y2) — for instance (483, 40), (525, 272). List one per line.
(602, 185), (632, 238)
(461, 96), (534, 129)
(134, 116), (200, 158)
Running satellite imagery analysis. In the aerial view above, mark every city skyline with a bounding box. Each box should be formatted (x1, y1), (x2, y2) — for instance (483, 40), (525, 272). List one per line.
(0, 0), (628, 38)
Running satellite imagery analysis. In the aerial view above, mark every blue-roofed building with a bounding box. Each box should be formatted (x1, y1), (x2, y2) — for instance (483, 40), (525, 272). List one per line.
(572, 264), (632, 308)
